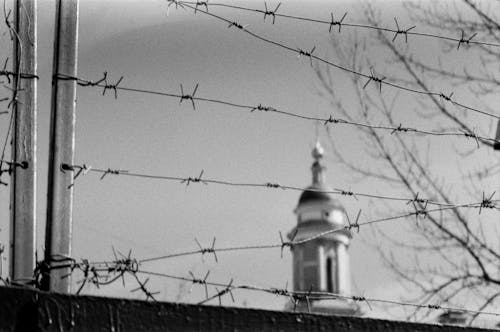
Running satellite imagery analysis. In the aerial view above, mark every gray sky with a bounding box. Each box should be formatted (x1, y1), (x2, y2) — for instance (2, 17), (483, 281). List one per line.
(1, 0), (499, 322)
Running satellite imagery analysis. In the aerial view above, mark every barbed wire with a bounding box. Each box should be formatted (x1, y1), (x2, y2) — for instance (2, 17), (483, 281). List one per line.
(25, 203), (487, 273)
(27, 203), (492, 270)
(139, 269), (500, 318)
(173, 1), (500, 49)
(53, 73), (500, 146)
(31, 253), (500, 319)
(135, 205), (487, 264)
(0, 58), (38, 82)
(165, 1), (500, 121)
(58, 162), (499, 213)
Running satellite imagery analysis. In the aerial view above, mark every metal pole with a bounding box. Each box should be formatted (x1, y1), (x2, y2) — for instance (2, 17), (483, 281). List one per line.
(10, 0), (37, 285)
(42, 0), (79, 293)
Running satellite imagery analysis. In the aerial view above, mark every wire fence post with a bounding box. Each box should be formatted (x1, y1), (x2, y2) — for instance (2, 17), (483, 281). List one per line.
(10, 0), (37, 285)
(42, 0), (79, 293)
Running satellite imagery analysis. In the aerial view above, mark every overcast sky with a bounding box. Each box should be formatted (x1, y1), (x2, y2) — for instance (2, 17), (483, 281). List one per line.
(1, 0), (499, 322)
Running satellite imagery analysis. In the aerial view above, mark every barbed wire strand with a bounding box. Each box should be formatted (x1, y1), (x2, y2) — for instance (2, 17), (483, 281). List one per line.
(59, 162), (499, 213)
(135, 205), (473, 264)
(137, 269), (500, 317)
(165, 1), (500, 121)
(53, 73), (500, 146)
(174, 1), (500, 48)
(54, 205), (489, 267)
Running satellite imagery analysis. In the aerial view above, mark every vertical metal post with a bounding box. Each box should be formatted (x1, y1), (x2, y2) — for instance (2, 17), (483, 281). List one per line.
(42, 0), (79, 293)
(10, 0), (37, 285)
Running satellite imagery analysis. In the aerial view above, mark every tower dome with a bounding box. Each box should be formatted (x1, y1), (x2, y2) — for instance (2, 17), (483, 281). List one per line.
(295, 140), (347, 228)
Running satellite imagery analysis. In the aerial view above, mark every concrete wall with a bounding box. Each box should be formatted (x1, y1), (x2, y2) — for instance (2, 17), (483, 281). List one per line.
(0, 286), (496, 332)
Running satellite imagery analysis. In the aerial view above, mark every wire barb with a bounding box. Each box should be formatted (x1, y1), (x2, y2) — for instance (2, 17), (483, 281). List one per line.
(270, 283), (289, 297)
(279, 229), (297, 258)
(199, 278), (235, 305)
(216, 279), (235, 305)
(412, 201), (429, 222)
(460, 129), (480, 149)
(363, 68), (386, 92)
(100, 168), (128, 180)
(439, 91), (454, 102)
(102, 73), (123, 99)
(305, 286), (313, 313)
(131, 276), (160, 301)
(352, 295), (373, 310)
(195, 237), (218, 262)
(457, 29), (477, 50)
(324, 114), (340, 125)
(345, 209), (362, 233)
(179, 83), (199, 110)
(227, 21), (245, 29)
(110, 248), (139, 275)
(427, 304), (442, 310)
(392, 18), (415, 43)
(194, 0), (208, 13)
(328, 12), (347, 33)
(250, 104), (275, 112)
(189, 271), (210, 298)
(297, 46), (316, 67)
(335, 188), (358, 200)
(288, 293), (301, 312)
(391, 123), (412, 135)
(479, 191), (496, 214)
(181, 169), (207, 186)
(167, 0), (185, 10)
(406, 192), (427, 205)
(263, 2), (281, 24)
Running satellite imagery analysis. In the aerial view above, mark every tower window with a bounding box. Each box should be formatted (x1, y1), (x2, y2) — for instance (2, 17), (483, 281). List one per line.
(326, 256), (335, 293)
(301, 243), (318, 291)
(303, 266), (317, 291)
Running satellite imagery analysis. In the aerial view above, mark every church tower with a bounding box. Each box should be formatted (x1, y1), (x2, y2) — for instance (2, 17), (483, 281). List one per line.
(286, 140), (359, 315)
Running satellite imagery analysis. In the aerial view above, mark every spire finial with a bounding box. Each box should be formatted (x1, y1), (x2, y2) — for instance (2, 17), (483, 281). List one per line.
(311, 138), (325, 185)
(312, 139), (324, 160)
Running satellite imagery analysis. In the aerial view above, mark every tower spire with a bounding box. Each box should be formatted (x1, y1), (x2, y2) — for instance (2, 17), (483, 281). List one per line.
(311, 140), (325, 185)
